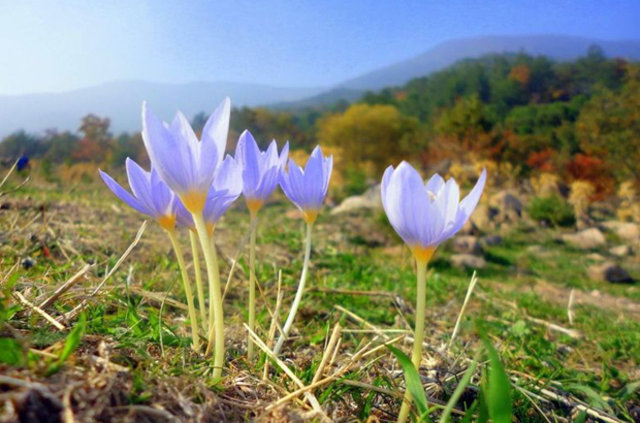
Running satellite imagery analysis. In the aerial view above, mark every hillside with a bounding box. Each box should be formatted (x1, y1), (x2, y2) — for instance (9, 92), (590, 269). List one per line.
(0, 81), (323, 136)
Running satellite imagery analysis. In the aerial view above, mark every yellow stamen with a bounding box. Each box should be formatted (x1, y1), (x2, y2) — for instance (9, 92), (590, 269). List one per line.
(181, 191), (207, 213)
(410, 245), (436, 263)
(157, 215), (176, 231)
(302, 209), (318, 224)
(206, 223), (215, 236)
(246, 198), (263, 214)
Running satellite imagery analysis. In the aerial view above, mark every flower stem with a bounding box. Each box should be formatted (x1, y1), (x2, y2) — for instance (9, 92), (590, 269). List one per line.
(166, 229), (201, 353)
(192, 212), (225, 379)
(189, 229), (207, 330)
(397, 257), (428, 423)
(247, 211), (258, 361)
(273, 222), (312, 355)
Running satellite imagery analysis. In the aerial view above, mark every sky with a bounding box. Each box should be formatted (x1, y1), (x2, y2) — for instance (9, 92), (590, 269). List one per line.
(1, 0), (639, 95)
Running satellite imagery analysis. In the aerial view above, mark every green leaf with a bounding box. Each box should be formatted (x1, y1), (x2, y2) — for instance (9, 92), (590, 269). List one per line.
(387, 345), (430, 422)
(0, 338), (24, 366)
(574, 410), (588, 423)
(439, 350), (479, 423)
(476, 320), (512, 423)
(47, 313), (86, 375)
(565, 383), (613, 413)
(619, 381), (640, 401)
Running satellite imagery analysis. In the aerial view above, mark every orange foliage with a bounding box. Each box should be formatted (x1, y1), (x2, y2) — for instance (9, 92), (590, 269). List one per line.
(566, 154), (615, 200)
(508, 64), (531, 87)
(526, 149), (554, 172)
(394, 91), (407, 101)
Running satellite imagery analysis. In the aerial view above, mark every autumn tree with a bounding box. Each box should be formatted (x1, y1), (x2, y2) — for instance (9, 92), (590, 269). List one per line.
(577, 64), (640, 180)
(317, 104), (419, 173)
(72, 114), (112, 162)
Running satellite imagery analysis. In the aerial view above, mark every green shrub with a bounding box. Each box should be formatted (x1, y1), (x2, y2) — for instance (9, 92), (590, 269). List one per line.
(528, 195), (575, 227)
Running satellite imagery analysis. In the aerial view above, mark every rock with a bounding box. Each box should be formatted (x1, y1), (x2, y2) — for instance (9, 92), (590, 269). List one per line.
(452, 236), (483, 255)
(561, 228), (606, 249)
(587, 261), (634, 283)
(331, 185), (381, 215)
(610, 245), (632, 257)
(450, 254), (486, 269)
(21, 257), (35, 270)
(488, 191), (522, 224)
(601, 221), (639, 243)
(469, 203), (494, 230)
(585, 253), (605, 262)
(481, 235), (503, 246)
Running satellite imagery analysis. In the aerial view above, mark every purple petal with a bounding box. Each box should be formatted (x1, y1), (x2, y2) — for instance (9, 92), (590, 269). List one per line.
(201, 97), (230, 172)
(99, 169), (149, 216)
(236, 130), (262, 197)
(141, 102), (194, 193)
(125, 158), (157, 216)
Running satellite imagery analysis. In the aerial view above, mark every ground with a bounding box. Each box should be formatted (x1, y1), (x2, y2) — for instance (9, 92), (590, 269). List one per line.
(1, 177), (639, 422)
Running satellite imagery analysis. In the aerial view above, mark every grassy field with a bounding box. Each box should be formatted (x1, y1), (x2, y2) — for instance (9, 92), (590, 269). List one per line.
(1, 176), (639, 422)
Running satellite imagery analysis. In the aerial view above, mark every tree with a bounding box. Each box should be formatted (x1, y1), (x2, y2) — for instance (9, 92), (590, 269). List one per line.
(0, 131), (43, 159)
(317, 103), (419, 173)
(72, 114), (112, 162)
(577, 64), (640, 180)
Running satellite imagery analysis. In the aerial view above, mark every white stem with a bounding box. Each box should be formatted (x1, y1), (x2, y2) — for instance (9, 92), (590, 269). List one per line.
(166, 229), (201, 353)
(247, 212), (258, 361)
(273, 222), (312, 355)
(397, 258), (428, 423)
(189, 230), (207, 330)
(192, 212), (225, 379)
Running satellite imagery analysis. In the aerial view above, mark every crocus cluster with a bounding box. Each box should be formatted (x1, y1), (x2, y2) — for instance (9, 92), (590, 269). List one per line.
(100, 98), (332, 378)
(100, 96), (487, 423)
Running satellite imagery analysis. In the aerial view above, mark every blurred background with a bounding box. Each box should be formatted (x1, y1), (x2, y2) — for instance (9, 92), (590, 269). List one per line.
(1, 0), (640, 212)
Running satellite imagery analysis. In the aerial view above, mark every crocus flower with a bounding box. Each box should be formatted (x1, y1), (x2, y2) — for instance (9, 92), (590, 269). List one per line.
(234, 130), (288, 359)
(381, 162), (486, 262)
(273, 145), (332, 356)
(280, 145), (333, 224)
(99, 158), (178, 230)
(235, 130), (289, 213)
(381, 161), (486, 423)
(141, 98), (230, 213)
(175, 155), (243, 233)
(99, 158), (202, 352)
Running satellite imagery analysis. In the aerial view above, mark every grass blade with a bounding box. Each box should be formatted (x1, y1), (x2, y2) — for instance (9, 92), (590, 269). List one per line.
(476, 320), (512, 423)
(388, 345), (430, 422)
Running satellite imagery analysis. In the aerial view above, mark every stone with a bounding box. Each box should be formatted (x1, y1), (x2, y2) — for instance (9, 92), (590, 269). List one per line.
(450, 254), (486, 269)
(561, 228), (606, 249)
(488, 191), (522, 224)
(331, 184), (381, 215)
(587, 261), (634, 283)
(452, 236), (483, 255)
(481, 235), (503, 246)
(585, 253), (605, 262)
(601, 221), (639, 243)
(470, 203), (493, 230)
(21, 257), (35, 270)
(610, 245), (632, 257)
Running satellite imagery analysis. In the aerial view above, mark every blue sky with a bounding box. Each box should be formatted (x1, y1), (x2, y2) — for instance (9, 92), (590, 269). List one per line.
(1, 0), (639, 95)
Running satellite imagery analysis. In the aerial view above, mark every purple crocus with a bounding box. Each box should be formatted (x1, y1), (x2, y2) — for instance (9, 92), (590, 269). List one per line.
(99, 158), (178, 230)
(176, 155), (243, 234)
(141, 98), (230, 213)
(381, 162), (486, 261)
(280, 146), (333, 224)
(382, 162), (486, 422)
(235, 130), (289, 214)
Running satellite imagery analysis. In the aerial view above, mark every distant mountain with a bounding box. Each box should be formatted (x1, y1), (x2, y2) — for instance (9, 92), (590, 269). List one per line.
(270, 87), (364, 110)
(339, 35), (640, 91)
(0, 81), (324, 136)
